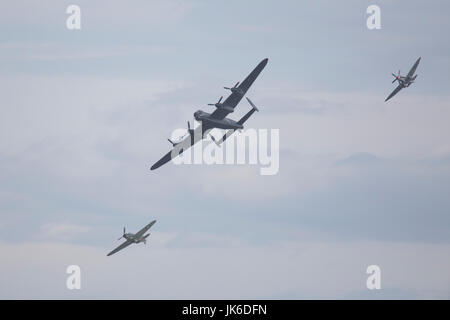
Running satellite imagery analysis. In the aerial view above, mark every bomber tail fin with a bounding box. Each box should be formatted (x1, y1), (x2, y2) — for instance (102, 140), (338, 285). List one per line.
(211, 97), (261, 146)
(245, 97), (259, 112)
(237, 98), (259, 126)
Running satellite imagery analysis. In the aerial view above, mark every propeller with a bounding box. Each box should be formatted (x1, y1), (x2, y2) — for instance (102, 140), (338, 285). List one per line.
(118, 227), (125, 240)
(392, 70), (401, 83)
(187, 121), (195, 137)
(224, 82), (240, 90)
(208, 96), (223, 106)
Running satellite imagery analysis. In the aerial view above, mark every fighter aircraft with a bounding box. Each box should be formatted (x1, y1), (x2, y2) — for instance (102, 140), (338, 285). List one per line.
(107, 220), (156, 256)
(385, 57), (421, 102)
(150, 58), (268, 170)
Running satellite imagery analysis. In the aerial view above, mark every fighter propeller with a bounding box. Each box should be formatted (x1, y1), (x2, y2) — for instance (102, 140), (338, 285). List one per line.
(392, 70), (401, 83)
(118, 227), (126, 240)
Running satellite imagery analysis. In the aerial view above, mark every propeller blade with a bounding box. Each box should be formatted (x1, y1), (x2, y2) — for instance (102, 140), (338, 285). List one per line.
(188, 121), (191, 131)
(391, 72), (400, 83)
(118, 227), (124, 240)
(225, 83), (239, 90)
(209, 96), (223, 106)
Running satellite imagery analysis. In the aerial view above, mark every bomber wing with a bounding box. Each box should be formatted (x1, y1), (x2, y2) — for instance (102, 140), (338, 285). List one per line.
(385, 83), (404, 102)
(151, 150), (173, 171)
(151, 125), (204, 170)
(209, 58), (268, 121)
(107, 239), (133, 256)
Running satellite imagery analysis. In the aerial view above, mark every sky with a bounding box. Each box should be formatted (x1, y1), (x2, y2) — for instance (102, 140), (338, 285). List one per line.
(0, 0), (449, 299)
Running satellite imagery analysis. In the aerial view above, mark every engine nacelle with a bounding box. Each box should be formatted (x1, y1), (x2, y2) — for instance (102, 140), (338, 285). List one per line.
(224, 82), (244, 95)
(215, 104), (234, 113)
(194, 110), (243, 130)
(202, 117), (243, 130)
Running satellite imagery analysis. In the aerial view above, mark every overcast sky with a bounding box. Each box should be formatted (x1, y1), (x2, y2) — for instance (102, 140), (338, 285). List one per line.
(1, 0), (449, 299)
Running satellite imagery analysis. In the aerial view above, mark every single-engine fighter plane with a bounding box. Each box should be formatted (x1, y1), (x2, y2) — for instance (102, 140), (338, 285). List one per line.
(107, 220), (156, 256)
(385, 57), (421, 102)
(150, 58), (268, 170)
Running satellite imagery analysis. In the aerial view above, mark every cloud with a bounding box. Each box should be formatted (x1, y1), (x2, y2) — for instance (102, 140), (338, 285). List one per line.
(335, 152), (381, 166)
(0, 239), (449, 299)
(39, 223), (91, 241)
(0, 0), (195, 29)
(0, 42), (171, 61)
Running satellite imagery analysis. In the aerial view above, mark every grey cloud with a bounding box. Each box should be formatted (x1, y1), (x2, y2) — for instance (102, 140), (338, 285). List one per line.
(1, 240), (449, 299)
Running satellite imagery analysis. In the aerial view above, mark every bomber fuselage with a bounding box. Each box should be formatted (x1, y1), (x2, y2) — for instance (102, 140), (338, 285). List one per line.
(194, 110), (243, 130)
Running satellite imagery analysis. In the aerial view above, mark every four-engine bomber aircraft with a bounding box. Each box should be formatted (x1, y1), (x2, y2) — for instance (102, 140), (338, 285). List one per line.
(107, 220), (156, 256)
(385, 57), (421, 102)
(150, 58), (269, 170)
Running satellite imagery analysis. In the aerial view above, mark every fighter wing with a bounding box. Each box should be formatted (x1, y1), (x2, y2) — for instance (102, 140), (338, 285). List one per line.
(135, 220), (157, 238)
(385, 83), (404, 102)
(107, 239), (133, 256)
(407, 57), (421, 79)
(209, 58), (268, 120)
